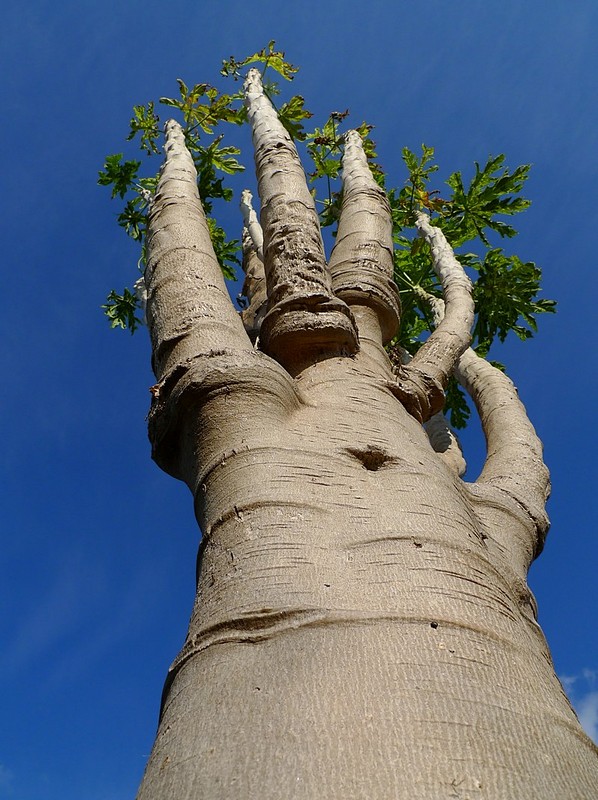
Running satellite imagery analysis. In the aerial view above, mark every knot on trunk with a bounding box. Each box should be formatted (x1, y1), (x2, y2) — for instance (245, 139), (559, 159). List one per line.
(390, 364), (445, 424)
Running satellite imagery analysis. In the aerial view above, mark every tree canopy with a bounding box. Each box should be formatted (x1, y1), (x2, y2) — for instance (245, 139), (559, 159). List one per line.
(99, 41), (555, 428)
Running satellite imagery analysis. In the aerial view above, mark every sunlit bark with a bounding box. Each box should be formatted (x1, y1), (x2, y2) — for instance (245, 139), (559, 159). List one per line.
(239, 190), (267, 342)
(136, 104), (598, 800)
(244, 69), (357, 368)
(411, 210), (474, 386)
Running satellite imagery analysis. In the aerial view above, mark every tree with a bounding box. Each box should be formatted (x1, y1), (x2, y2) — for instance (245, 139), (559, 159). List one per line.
(102, 48), (598, 799)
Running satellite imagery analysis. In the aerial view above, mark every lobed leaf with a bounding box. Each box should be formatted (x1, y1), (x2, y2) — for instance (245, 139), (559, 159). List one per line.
(102, 288), (142, 333)
(98, 154), (141, 199)
(127, 103), (161, 154)
(472, 249), (556, 354)
(443, 156), (531, 246)
(278, 95), (312, 141)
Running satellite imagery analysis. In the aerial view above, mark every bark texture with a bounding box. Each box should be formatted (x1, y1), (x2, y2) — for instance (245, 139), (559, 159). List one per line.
(136, 111), (598, 800)
(244, 69), (358, 368)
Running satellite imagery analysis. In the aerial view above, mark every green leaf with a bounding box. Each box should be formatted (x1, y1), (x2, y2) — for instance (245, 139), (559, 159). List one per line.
(443, 156), (531, 246)
(278, 95), (312, 140)
(242, 40), (298, 81)
(472, 249), (556, 354)
(160, 82), (243, 133)
(203, 135), (244, 175)
(102, 288), (142, 333)
(98, 154), (141, 199)
(402, 144), (438, 193)
(117, 200), (147, 241)
(192, 136), (242, 213)
(127, 102), (161, 154)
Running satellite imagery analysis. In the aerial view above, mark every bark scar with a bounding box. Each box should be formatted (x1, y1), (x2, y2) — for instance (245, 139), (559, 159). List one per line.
(347, 445), (395, 471)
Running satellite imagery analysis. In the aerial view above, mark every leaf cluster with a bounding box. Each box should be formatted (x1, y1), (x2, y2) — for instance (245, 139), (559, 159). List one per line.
(98, 154), (141, 199)
(102, 288), (142, 333)
(160, 79), (246, 133)
(443, 156), (531, 246)
(220, 40), (299, 83)
(385, 146), (555, 425)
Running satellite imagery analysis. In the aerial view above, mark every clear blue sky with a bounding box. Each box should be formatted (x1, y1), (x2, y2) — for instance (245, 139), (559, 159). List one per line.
(1, 1), (597, 797)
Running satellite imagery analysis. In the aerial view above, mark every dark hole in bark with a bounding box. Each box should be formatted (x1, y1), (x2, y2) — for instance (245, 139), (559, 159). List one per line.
(347, 446), (393, 471)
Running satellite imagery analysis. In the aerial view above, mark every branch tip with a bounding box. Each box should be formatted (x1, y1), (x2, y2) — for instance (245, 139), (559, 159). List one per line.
(240, 189), (264, 259)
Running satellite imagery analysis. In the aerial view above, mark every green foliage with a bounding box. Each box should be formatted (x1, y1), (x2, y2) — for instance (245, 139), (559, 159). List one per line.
(278, 95), (312, 141)
(98, 154), (141, 199)
(443, 156), (531, 246)
(444, 377), (471, 429)
(102, 288), (142, 333)
(206, 217), (240, 280)
(192, 134), (244, 212)
(220, 41), (298, 82)
(306, 116), (344, 181)
(160, 79), (245, 132)
(117, 200), (146, 241)
(472, 249), (557, 355)
(385, 146), (555, 425)
(127, 103), (161, 154)
(100, 43), (555, 433)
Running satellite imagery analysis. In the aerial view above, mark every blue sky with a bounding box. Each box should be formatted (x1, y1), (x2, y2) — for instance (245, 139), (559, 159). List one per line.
(2, 1), (597, 797)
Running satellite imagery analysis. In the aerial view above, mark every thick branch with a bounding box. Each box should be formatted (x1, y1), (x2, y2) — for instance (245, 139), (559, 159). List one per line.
(392, 215), (473, 423)
(239, 191), (267, 342)
(145, 119), (251, 381)
(419, 288), (549, 536)
(424, 412), (467, 477)
(409, 212), (474, 387)
(392, 343), (466, 475)
(240, 188), (264, 260)
(244, 69), (357, 367)
(329, 130), (400, 345)
(457, 349), (550, 535)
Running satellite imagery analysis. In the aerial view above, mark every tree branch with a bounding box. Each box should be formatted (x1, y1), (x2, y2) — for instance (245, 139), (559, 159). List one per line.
(392, 343), (466, 475)
(239, 191), (267, 343)
(457, 349), (550, 537)
(417, 288), (549, 539)
(409, 212), (474, 387)
(240, 188), (264, 261)
(424, 412), (467, 477)
(244, 69), (358, 368)
(145, 119), (252, 381)
(328, 130), (400, 346)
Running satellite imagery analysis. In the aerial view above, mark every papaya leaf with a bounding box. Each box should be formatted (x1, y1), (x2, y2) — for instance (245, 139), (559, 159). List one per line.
(472, 249), (556, 354)
(444, 156), (531, 246)
(240, 40), (298, 81)
(127, 103), (161, 154)
(206, 217), (239, 280)
(117, 200), (147, 241)
(98, 154), (141, 199)
(102, 288), (142, 333)
(278, 95), (312, 141)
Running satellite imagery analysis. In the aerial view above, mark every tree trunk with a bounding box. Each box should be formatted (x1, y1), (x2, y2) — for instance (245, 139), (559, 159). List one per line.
(135, 79), (598, 799)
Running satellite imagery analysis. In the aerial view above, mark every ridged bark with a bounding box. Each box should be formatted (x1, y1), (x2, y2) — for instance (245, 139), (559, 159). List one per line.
(329, 130), (401, 346)
(410, 211), (474, 386)
(145, 120), (251, 380)
(244, 69), (358, 368)
(136, 110), (598, 800)
(239, 190), (267, 343)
